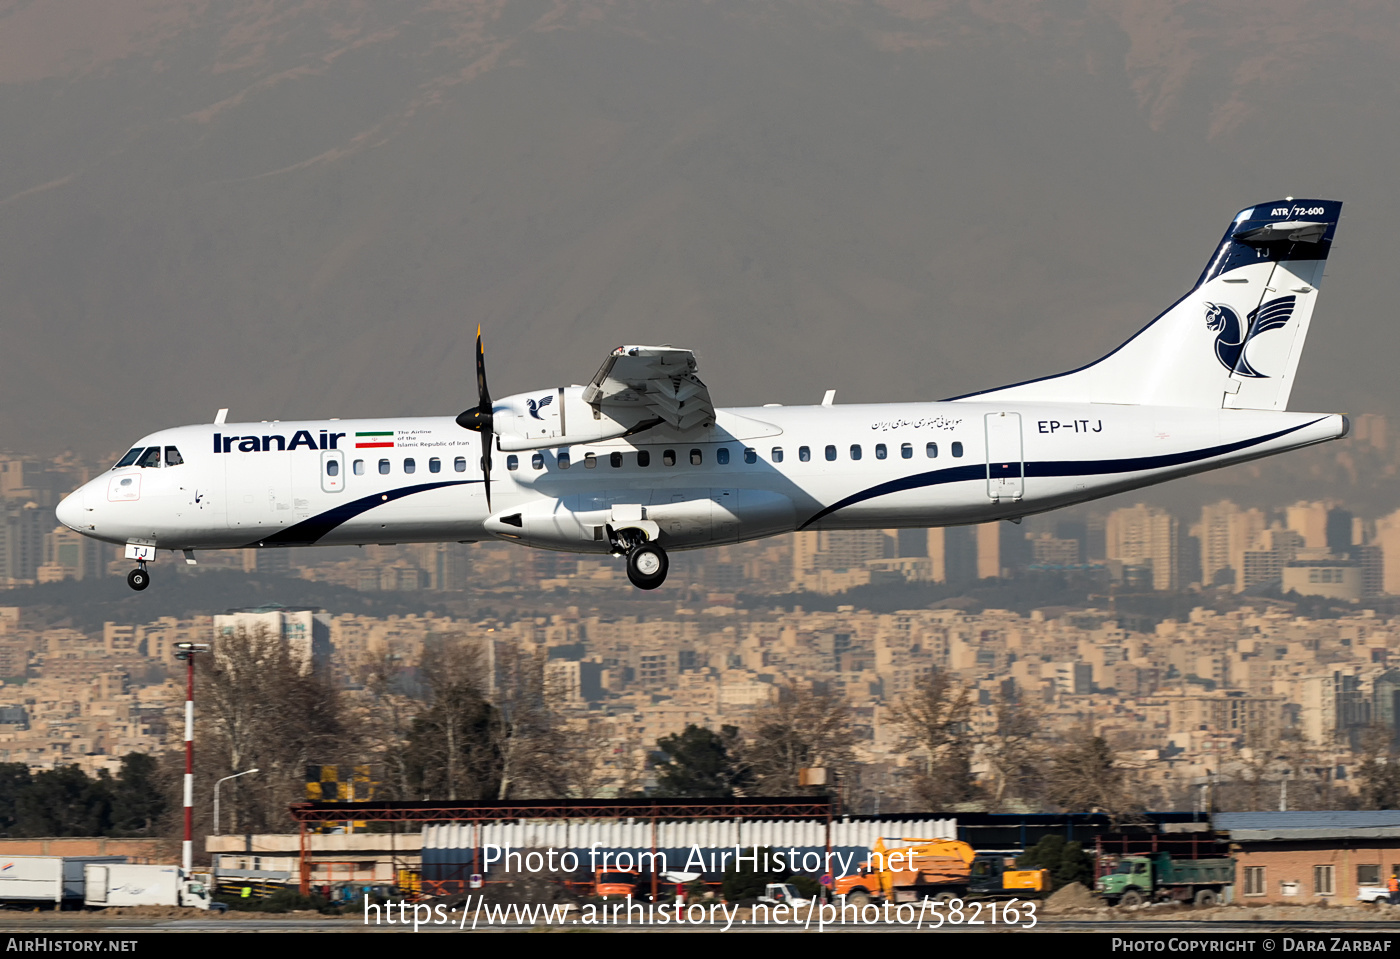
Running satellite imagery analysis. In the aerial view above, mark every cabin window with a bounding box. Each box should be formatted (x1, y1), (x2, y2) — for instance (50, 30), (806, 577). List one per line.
(379, 459), (391, 475)
(926, 442), (938, 458)
(663, 449), (677, 467)
(716, 447), (730, 465)
(799, 446), (811, 462)
(771, 447), (784, 463)
(690, 449), (703, 466)
(325, 460), (339, 477)
(429, 457), (442, 473)
(952, 441), (964, 457)
(901, 443), (913, 459)
(558, 452), (571, 469)
(875, 444), (887, 460)
(825, 445), (837, 462)
(637, 450), (651, 467)
(164, 447), (184, 466)
(353, 460), (365, 475)
(744, 448), (757, 465)
(506, 455), (519, 471)
(610, 452), (623, 468)
(850, 444), (862, 461)
(532, 453), (544, 470)
(454, 456), (467, 472)
(115, 448), (144, 469)
(404, 458), (416, 474)
(137, 447), (162, 469)
(584, 453), (597, 469)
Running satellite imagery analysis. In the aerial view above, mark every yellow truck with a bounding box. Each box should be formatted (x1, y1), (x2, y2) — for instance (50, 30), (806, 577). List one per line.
(834, 838), (1050, 905)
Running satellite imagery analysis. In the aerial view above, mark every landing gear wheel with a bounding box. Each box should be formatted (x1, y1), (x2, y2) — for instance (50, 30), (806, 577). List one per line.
(626, 544), (669, 590)
(127, 568), (150, 591)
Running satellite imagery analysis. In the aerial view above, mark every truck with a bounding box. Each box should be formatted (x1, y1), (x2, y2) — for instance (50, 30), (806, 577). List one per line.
(0, 856), (126, 908)
(1096, 852), (1233, 907)
(833, 838), (1050, 905)
(84, 863), (220, 910)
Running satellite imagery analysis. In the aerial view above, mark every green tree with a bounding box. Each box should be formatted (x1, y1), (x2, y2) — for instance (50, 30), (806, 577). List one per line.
(653, 725), (747, 798)
(109, 753), (169, 836)
(0, 763), (31, 835)
(15, 766), (111, 836)
(1016, 836), (1092, 889)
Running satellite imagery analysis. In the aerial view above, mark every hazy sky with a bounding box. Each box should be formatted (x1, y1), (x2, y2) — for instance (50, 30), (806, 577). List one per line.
(1, 1), (1396, 458)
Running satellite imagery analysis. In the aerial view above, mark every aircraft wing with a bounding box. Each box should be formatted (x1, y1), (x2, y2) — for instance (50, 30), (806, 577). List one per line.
(581, 346), (716, 433)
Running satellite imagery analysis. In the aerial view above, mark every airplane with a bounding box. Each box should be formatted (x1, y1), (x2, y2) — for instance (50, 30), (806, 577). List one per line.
(57, 197), (1348, 592)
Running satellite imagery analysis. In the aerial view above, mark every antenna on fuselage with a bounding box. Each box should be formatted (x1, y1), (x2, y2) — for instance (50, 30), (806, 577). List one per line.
(214, 409), (228, 425)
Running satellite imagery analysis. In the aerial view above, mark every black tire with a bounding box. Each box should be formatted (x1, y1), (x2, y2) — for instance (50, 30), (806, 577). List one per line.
(1194, 889), (1218, 908)
(127, 568), (150, 591)
(1119, 889), (1145, 907)
(626, 544), (668, 590)
(846, 888), (872, 906)
(931, 891), (957, 904)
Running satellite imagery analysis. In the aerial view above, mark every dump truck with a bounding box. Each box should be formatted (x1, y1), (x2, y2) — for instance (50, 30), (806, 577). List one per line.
(1096, 852), (1233, 907)
(84, 863), (220, 910)
(834, 838), (1050, 905)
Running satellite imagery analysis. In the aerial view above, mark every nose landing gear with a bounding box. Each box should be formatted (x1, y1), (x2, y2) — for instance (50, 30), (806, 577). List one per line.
(608, 525), (669, 590)
(126, 563), (150, 591)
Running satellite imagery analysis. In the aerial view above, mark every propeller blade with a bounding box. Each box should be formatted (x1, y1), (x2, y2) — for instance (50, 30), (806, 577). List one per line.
(480, 431), (492, 512)
(475, 325), (490, 410)
(456, 325), (495, 511)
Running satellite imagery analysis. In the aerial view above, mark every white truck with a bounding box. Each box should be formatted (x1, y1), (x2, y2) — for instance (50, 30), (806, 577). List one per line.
(0, 856), (127, 907)
(84, 863), (220, 910)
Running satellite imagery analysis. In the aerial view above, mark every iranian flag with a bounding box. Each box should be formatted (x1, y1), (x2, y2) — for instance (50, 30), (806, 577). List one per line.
(355, 431), (394, 449)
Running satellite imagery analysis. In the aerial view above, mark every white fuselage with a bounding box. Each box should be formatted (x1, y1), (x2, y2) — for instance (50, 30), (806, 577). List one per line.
(56, 401), (1347, 557)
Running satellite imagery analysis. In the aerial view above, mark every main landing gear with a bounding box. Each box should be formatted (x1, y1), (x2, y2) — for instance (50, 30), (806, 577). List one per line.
(126, 563), (150, 591)
(610, 526), (669, 590)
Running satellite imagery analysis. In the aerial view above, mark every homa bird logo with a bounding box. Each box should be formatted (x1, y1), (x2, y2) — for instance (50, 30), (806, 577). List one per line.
(1204, 295), (1297, 378)
(526, 394), (554, 420)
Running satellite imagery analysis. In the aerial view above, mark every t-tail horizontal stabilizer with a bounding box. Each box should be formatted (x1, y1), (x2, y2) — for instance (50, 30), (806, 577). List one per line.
(948, 198), (1341, 411)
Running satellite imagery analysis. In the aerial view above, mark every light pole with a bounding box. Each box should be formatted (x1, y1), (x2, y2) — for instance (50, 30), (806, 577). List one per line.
(174, 642), (210, 873)
(214, 768), (260, 836)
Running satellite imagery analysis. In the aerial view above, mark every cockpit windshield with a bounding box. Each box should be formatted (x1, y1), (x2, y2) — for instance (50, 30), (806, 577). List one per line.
(114, 446), (180, 469)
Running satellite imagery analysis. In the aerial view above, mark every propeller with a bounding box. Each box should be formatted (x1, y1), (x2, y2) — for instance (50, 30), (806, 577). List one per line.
(455, 326), (494, 510)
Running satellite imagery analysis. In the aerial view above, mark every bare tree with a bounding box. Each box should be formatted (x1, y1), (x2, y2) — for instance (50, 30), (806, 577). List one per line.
(742, 682), (857, 796)
(490, 645), (573, 799)
(402, 636), (502, 800)
(1042, 728), (1142, 824)
(982, 694), (1045, 810)
(196, 627), (348, 834)
(890, 673), (980, 809)
(1355, 724), (1400, 810)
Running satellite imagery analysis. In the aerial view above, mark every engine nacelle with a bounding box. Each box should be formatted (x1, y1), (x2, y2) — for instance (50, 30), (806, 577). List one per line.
(493, 386), (647, 452)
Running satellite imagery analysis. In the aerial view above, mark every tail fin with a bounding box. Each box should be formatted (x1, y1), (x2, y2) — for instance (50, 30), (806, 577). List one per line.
(950, 199), (1341, 410)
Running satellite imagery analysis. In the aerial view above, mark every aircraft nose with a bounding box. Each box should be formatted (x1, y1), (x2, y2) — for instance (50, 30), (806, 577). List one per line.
(55, 486), (88, 531)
